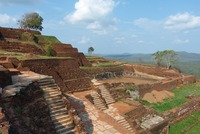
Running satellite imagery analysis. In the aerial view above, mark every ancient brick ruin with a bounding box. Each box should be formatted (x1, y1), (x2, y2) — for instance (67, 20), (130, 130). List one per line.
(0, 27), (91, 67)
(0, 26), (199, 134)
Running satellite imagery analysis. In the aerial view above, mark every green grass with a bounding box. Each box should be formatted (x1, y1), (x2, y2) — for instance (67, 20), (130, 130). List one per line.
(142, 83), (200, 113)
(35, 35), (61, 44)
(169, 110), (200, 134)
(0, 50), (70, 60)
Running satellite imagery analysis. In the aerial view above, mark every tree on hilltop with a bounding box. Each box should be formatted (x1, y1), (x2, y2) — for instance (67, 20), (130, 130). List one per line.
(88, 47), (94, 56)
(152, 50), (178, 69)
(18, 12), (43, 31)
(162, 50), (178, 69)
(152, 51), (164, 66)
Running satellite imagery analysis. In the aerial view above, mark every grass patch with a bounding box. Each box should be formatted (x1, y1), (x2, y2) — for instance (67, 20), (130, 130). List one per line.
(0, 50), (70, 60)
(34, 35), (61, 44)
(169, 110), (200, 134)
(141, 83), (200, 113)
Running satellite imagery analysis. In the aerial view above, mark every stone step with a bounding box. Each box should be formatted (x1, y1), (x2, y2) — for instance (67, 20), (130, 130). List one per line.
(55, 121), (74, 130)
(41, 87), (59, 92)
(93, 102), (106, 106)
(44, 91), (61, 96)
(49, 104), (66, 111)
(54, 118), (73, 126)
(49, 101), (64, 107)
(38, 77), (53, 82)
(94, 104), (107, 109)
(44, 94), (62, 99)
(38, 82), (55, 86)
(40, 83), (58, 87)
(105, 99), (115, 103)
(50, 107), (67, 115)
(40, 84), (58, 88)
(103, 97), (115, 101)
(94, 103), (106, 108)
(51, 111), (67, 117)
(46, 99), (63, 104)
(59, 129), (76, 134)
(94, 102), (106, 106)
(56, 125), (75, 134)
(117, 119), (126, 123)
(52, 115), (71, 123)
(51, 114), (70, 121)
(45, 96), (62, 102)
(37, 79), (55, 83)
(50, 108), (67, 115)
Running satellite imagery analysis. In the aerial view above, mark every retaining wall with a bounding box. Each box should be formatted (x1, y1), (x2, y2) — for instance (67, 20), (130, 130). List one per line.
(0, 27), (40, 39)
(0, 41), (44, 55)
(21, 59), (92, 93)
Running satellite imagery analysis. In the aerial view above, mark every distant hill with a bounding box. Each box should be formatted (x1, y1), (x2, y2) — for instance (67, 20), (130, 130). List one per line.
(103, 51), (200, 63)
(103, 51), (200, 78)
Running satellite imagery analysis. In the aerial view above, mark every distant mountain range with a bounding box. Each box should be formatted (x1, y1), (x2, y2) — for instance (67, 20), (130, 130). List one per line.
(103, 51), (200, 63)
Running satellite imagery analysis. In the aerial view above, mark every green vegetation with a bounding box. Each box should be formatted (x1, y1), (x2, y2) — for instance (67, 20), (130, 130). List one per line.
(88, 47), (94, 55)
(35, 35), (61, 44)
(0, 50), (69, 60)
(175, 61), (200, 79)
(152, 50), (178, 69)
(141, 83), (200, 113)
(18, 12), (43, 31)
(169, 110), (200, 134)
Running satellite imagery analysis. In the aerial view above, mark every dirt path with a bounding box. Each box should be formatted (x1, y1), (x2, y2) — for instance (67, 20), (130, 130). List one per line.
(69, 90), (135, 134)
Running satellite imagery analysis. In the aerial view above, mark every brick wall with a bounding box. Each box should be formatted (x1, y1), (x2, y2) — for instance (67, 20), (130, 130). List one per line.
(0, 41), (44, 55)
(0, 27), (40, 39)
(21, 59), (92, 93)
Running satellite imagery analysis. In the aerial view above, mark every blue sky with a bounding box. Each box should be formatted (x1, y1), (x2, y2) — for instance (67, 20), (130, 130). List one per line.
(0, 0), (200, 54)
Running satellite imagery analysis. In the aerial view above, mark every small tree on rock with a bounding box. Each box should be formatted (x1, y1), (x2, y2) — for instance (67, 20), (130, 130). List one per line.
(152, 50), (178, 69)
(162, 50), (178, 69)
(152, 51), (164, 66)
(18, 12), (43, 31)
(88, 47), (94, 56)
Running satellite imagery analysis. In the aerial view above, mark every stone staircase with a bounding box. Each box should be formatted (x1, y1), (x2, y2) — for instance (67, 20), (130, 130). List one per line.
(115, 116), (134, 133)
(38, 77), (77, 134)
(90, 92), (107, 110)
(99, 85), (115, 105)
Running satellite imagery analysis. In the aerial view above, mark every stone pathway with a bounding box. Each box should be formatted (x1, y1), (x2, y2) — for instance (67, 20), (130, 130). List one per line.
(90, 92), (107, 110)
(98, 85), (115, 105)
(68, 91), (134, 134)
(104, 105), (134, 133)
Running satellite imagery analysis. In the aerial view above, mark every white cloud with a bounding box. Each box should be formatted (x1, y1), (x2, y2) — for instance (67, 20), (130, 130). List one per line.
(78, 36), (91, 44)
(0, 14), (16, 25)
(174, 39), (189, 44)
(86, 18), (118, 35)
(66, 0), (115, 24)
(164, 12), (200, 31)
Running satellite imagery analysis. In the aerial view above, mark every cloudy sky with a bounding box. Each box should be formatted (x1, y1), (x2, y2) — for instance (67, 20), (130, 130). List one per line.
(0, 0), (200, 54)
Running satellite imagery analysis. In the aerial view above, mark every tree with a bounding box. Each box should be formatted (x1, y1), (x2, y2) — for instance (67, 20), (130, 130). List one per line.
(88, 47), (94, 56)
(152, 50), (178, 69)
(162, 50), (178, 69)
(18, 12), (43, 31)
(152, 51), (164, 66)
